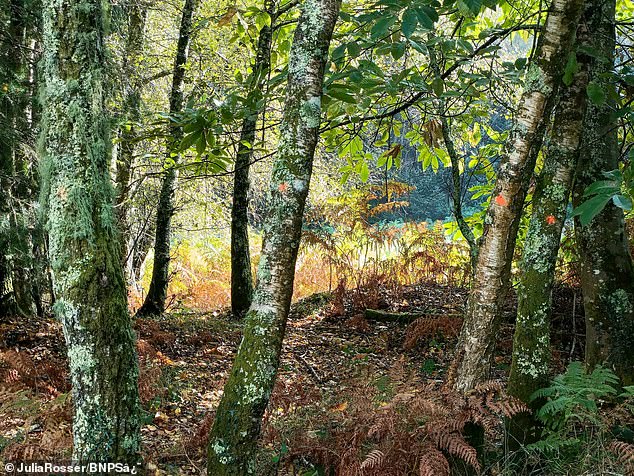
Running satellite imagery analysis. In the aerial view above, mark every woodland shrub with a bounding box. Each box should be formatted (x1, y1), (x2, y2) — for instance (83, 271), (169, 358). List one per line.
(521, 362), (634, 474)
(262, 362), (526, 476)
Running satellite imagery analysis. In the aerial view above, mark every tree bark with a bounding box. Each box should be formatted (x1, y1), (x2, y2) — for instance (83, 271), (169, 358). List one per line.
(572, 0), (634, 385)
(506, 29), (590, 446)
(207, 0), (341, 473)
(449, 0), (584, 393)
(231, 0), (277, 318)
(41, 0), (140, 464)
(115, 1), (148, 271)
(137, 0), (198, 317)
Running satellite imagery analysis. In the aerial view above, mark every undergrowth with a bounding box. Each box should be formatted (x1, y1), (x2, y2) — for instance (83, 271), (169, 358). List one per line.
(263, 360), (527, 475)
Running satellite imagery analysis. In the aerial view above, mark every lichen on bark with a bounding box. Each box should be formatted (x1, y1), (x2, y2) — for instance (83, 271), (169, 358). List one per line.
(572, 0), (634, 385)
(449, 0), (584, 393)
(506, 27), (590, 446)
(207, 0), (341, 473)
(40, 0), (140, 464)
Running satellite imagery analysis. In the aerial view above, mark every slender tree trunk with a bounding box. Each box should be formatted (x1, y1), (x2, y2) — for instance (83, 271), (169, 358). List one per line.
(572, 0), (634, 385)
(443, 119), (478, 271)
(449, 0), (584, 393)
(207, 0), (341, 472)
(428, 43), (478, 271)
(231, 0), (277, 318)
(137, 0), (197, 317)
(0, 0), (39, 318)
(116, 1), (148, 270)
(506, 29), (590, 446)
(41, 0), (140, 464)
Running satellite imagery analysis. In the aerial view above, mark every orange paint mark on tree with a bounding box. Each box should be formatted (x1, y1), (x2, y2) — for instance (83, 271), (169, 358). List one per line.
(546, 215), (556, 225)
(494, 194), (508, 206)
(278, 182), (289, 193)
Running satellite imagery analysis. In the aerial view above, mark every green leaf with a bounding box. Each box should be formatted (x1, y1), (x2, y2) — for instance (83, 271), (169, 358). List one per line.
(347, 41), (361, 58)
(457, 0), (482, 15)
(327, 89), (357, 104)
(586, 82), (606, 105)
(332, 44), (347, 64)
(562, 52), (578, 86)
(613, 194), (633, 210)
(371, 15), (397, 39)
(572, 194), (613, 226)
(583, 179), (619, 197)
(359, 160), (370, 182)
(414, 6), (438, 29)
(391, 42), (406, 60)
(180, 131), (201, 151)
(255, 11), (271, 31)
(401, 9), (418, 38)
(431, 77), (444, 96)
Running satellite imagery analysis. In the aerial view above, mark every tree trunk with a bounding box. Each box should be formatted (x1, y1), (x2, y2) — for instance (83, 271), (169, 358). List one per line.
(506, 29), (590, 446)
(207, 0), (341, 472)
(116, 1), (148, 271)
(137, 0), (198, 317)
(0, 0), (36, 318)
(449, 0), (584, 393)
(41, 0), (140, 464)
(573, 0), (634, 385)
(231, 0), (277, 318)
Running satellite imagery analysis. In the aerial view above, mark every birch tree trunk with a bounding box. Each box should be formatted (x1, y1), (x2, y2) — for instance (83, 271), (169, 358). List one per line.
(449, 0), (584, 393)
(207, 0), (341, 472)
(231, 0), (277, 318)
(40, 0), (140, 463)
(573, 0), (634, 385)
(506, 30), (590, 445)
(137, 0), (198, 317)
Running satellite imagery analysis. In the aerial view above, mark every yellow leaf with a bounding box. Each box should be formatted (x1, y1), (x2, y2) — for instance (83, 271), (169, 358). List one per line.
(331, 402), (348, 412)
(218, 7), (237, 26)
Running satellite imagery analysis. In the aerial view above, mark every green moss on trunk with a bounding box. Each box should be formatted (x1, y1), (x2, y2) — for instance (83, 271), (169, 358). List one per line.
(40, 0), (140, 464)
(572, 0), (634, 385)
(207, 0), (341, 473)
(450, 0), (584, 393)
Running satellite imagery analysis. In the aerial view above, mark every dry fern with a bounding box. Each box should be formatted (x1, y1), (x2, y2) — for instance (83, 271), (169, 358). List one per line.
(419, 446), (450, 476)
(360, 449), (385, 471)
(610, 441), (634, 474)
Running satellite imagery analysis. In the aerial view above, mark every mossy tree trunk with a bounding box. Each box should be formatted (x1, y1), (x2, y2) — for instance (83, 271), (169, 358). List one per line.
(137, 0), (198, 317)
(40, 0), (140, 464)
(207, 0), (341, 473)
(115, 0), (148, 272)
(506, 26), (590, 446)
(231, 0), (277, 318)
(449, 0), (584, 393)
(572, 0), (634, 385)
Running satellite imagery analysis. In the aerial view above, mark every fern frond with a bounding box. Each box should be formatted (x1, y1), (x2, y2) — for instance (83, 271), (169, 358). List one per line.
(360, 449), (385, 471)
(418, 447), (450, 476)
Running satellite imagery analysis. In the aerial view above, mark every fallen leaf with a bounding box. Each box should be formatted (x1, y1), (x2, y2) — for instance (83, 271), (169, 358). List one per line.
(330, 401), (348, 412)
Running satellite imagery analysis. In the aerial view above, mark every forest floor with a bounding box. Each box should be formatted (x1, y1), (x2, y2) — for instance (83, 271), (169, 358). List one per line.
(0, 281), (582, 475)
